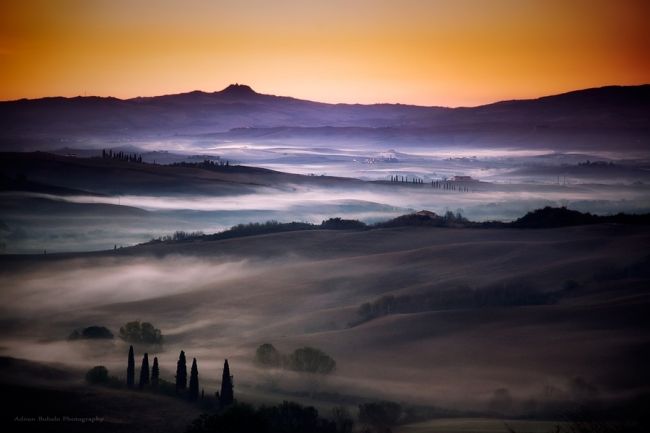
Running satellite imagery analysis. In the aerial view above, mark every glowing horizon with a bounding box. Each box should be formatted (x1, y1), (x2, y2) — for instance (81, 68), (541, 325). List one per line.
(1, 0), (649, 106)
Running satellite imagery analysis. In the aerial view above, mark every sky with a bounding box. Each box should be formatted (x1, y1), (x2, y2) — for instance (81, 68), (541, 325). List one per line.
(1, 0), (649, 106)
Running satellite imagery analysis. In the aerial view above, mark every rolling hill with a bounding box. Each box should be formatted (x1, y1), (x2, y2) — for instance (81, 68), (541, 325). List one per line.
(1, 84), (648, 151)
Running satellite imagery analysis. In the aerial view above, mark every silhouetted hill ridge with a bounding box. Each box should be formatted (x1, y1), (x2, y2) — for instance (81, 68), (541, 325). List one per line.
(142, 207), (650, 247)
(1, 85), (648, 150)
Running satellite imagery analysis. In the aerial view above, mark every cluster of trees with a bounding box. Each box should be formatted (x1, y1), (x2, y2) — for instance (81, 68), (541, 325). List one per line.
(387, 176), (472, 192)
(149, 218), (368, 244)
(101, 149), (143, 163)
(68, 321), (162, 344)
(85, 365), (110, 384)
(376, 210), (469, 228)
(254, 344), (336, 375)
(351, 282), (557, 326)
(171, 159), (230, 170)
(124, 346), (235, 407)
(431, 180), (471, 192)
(389, 175), (425, 184)
(83, 344), (414, 433)
(155, 230), (205, 243)
(320, 218), (367, 230)
(119, 321), (163, 345)
(69, 325), (113, 340)
(577, 160), (615, 167)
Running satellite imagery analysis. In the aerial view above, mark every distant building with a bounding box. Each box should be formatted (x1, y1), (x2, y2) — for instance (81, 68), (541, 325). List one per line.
(452, 175), (474, 182)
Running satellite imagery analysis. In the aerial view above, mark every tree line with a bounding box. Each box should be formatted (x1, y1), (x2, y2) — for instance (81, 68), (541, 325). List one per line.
(387, 175), (473, 192)
(349, 280), (558, 327)
(145, 207), (650, 248)
(254, 344), (336, 374)
(124, 346), (235, 408)
(170, 159), (231, 170)
(102, 149), (143, 163)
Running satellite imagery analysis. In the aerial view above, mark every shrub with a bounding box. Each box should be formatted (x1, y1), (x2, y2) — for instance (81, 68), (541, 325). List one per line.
(358, 401), (402, 429)
(69, 325), (113, 340)
(255, 344), (282, 368)
(119, 321), (163, 345)
(85, 366), (109, 384)
(287, 347), (336, 375)
(320, 218), (366, 230)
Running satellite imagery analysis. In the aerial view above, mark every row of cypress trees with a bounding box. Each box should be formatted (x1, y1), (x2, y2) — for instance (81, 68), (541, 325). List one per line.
(127, 346), (234, 406)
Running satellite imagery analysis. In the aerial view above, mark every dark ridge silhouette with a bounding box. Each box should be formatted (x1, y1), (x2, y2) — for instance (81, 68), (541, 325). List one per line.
(0, 172), (100, 195)
(176, 350), (187, 392)
(510, 206), (600, 228)
(219, 359), (234, 408)
(1, 85), (648, 151)
(126, 345), (135, 389)
(189, 358), (199, 402)
(151, 356), (160, 388)
(510, 206), (650, 228)
(144, 207), (650, 249)
(0, 151), (362, 197)
(149, 219), (368, 245)
(139, 353), (150, 389)
(375, 210), (470, 228)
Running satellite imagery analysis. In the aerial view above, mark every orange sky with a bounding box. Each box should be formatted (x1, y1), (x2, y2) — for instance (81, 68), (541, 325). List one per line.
(1, 0), (649, 106)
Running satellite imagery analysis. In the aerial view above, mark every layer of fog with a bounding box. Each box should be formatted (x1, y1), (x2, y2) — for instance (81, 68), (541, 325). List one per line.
(1, 226), (648, 412)
(3, 175), (650, 253)
(88, 137), (650, 182)
(3, 140), (650, 252)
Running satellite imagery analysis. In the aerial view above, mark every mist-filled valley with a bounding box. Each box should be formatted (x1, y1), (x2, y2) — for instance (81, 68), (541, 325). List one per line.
(1, 84), (650, 433)
(2, 147), (650, 253)
(2, 224), (649, 426)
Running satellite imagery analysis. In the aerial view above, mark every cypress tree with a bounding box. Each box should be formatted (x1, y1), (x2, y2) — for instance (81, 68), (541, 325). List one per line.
(127, 345), (135, 388)
(188, 358), (199, 401)
(176, 350), (187, 392)
(139, 353), (150, 389)
(219, 359), (234, 407)
(151, 356), (159, 388)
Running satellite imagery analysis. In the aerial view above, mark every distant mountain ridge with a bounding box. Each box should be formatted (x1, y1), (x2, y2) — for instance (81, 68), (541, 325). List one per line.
(1, 84), (648, 151)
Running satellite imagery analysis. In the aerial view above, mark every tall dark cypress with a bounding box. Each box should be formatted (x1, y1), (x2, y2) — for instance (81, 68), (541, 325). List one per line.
(151, 357), (159, 388)
(139, 353), (150, 389)
(188, 358), (199, 401)
(175, 350), (187, 392)
(219, 359), (234, 407)
(127, 345), (135, 388)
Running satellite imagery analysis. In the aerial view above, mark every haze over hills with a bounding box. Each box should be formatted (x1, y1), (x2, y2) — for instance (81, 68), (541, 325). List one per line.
(1, 84), (649, 152)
